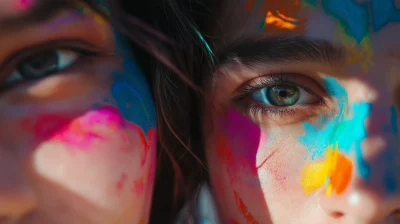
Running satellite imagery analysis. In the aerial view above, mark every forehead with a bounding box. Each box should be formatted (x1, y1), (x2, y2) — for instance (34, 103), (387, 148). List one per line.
(215, 0), (400, 49)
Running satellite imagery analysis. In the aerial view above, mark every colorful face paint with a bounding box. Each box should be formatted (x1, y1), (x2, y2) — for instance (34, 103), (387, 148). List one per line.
(13, 0), (35, 11)
(234, 190), (259, 224)
(299, 77), (372, 194)
(246, 0), (308, 33)
(111, 32), (157, 136)
(371, 0), (400, 32)
(23, 106), (128, 148)
(336, 26), (373, 72)
(75, 1), (108, 40)
(321, 0), (369, 43)
(301, 142), (353, 195)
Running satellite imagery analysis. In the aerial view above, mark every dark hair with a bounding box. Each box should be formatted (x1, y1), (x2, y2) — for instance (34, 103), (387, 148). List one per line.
(146, 1), (222, 223)
(86, 0), (220, 222)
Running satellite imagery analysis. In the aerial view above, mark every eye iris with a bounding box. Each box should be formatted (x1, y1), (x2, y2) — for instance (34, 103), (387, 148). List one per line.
(18, 50), (59, 78)
(266, 85), (300, 106)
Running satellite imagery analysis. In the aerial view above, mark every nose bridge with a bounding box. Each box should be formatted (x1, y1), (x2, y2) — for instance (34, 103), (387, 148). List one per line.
(0, 148), (36, 219)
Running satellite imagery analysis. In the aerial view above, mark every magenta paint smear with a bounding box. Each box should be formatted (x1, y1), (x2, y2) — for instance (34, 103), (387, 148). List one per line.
(22, 106), (130, 149)
(216, 109), (261, 185)
(13, 0), (35, 11)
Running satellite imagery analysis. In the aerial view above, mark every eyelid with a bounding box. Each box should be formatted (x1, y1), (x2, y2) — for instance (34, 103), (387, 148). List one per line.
(232, 73), (326, 101)
(0, 39), (107, 81)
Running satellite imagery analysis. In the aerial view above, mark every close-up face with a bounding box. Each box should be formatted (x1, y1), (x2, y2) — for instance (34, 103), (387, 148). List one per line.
(0, 0), (156, 223)
(204, 0), (400, 223)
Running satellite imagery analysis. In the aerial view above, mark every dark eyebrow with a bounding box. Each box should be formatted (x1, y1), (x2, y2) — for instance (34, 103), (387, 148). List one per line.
(0, 0), (78, 32)
(216, 35), (346, 68)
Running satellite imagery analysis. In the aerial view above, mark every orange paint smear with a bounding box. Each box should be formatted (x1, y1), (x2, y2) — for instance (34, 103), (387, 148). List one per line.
(234, 190), (259, 224)
(329, 152), (353, 194)
(301, 143), (353, 196)
(260, 0), (307, 33)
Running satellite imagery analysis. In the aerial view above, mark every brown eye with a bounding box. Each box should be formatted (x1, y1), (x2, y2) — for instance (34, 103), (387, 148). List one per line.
(5, 49), (79, 84)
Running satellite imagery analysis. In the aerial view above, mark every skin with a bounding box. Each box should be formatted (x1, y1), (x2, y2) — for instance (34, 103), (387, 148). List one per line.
(204, 0), (400, 223)
(0, 1), (156, 223)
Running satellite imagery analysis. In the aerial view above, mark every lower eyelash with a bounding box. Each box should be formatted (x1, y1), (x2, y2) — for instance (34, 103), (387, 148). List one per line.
(248, 104), (301, 117)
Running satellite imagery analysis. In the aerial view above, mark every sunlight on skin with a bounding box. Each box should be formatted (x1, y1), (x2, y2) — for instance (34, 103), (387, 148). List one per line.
(205, 0), (400, 223)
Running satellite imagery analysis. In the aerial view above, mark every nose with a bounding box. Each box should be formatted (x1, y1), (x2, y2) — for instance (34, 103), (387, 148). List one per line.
(0, 150), (36, 220)
(319, 104), (400, 223)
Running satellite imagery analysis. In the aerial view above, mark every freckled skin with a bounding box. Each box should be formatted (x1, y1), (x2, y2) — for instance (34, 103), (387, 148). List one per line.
(204, 0), (400, 223)
(0, 2), (157, 224)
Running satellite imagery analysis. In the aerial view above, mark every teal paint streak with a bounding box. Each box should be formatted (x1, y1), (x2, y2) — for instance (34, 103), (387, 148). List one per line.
(110, 32), (157, 135)
(298, 77), (371, 179)
(371, 0), (400, 32)
(195, 29), (215, 64)
(298, 77), (348, 159)
(321, 0), (369, 43)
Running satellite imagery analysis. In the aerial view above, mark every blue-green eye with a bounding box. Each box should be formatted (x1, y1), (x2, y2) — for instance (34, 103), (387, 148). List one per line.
(6, 49), (79, 84)
(252, 84), (317, 106)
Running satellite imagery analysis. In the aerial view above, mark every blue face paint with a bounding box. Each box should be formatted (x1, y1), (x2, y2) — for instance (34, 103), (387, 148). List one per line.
(371, 0), (400, 32)
(321, 0), (369, 43)
(298, 77), (348, 159)
(110, 32), (157, 135)
(385, 105), (399, 192)
(298, 77), (371, 179)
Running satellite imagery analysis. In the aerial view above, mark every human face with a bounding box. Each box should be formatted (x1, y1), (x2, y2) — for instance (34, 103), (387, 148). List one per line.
(204, 0), (400, 223)
(0, 1), (157, 223)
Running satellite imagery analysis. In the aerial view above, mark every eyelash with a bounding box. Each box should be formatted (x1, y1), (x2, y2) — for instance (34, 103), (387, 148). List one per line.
(233, 73), (326, 118)
(0, 40), (97, 91)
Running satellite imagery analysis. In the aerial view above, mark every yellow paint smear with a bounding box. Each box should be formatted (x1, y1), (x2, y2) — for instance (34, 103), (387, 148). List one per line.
(301, 143), (353, 195)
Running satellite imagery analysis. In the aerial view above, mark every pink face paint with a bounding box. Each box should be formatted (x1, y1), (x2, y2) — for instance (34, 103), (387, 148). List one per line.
(116, 173), (128, 192)
(217, 109), (261, 184)
(131, 177), (144, 195)
(13, 0), (35, 11)
(22, 106), (134, 149)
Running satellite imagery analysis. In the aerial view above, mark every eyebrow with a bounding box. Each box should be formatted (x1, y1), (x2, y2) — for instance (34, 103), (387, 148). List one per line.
(216, 35), (346, 69)
(0, 0), (78, 32)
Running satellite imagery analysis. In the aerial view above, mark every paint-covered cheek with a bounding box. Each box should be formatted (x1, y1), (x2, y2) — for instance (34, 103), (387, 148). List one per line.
(212, 109), (262, 183)
(27, 107), (156, 207)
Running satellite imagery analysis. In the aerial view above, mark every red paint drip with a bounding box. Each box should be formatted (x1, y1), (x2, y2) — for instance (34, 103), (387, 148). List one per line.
(234, 190), (259, 224)
(216, 136), (238, 184)
(116, 173), (128, 191)
(132, 177), (144, 195)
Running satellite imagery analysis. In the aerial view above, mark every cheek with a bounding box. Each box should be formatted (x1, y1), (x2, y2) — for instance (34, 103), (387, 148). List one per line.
(212, 109), (262, 185)
(27, 106), (156, 209)
(257, 137), (307, 192)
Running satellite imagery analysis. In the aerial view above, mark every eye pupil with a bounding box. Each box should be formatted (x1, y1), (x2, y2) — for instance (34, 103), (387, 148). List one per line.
(267, 85), (300, 106)
(18, 50), (59, 78)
